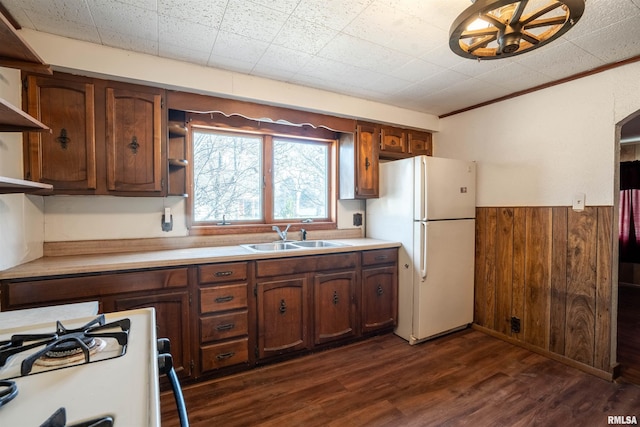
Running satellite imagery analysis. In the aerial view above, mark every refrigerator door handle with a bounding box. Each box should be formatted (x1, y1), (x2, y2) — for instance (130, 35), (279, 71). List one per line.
(418, 156), (427, 221)
(420, 222), (428, 279)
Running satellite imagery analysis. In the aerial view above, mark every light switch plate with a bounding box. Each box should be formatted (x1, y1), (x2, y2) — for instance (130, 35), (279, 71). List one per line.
(572, 192), (585, 211)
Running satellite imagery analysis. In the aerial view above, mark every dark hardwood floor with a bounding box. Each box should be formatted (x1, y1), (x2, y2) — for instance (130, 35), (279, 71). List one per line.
(161, 329), (640, 427)
(618, 284), (640, 384)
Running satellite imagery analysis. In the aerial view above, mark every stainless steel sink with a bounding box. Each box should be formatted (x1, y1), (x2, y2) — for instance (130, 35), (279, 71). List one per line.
(241, 240), (347, 252)
(241, 242), (301, 252)
(291, 240), (346, 248)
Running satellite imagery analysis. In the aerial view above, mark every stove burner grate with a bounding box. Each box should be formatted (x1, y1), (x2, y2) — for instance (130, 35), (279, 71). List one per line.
(0, 314), (130, 377)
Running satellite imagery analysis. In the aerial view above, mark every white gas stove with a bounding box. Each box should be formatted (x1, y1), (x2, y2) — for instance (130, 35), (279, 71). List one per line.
(0, 308), (161, 426)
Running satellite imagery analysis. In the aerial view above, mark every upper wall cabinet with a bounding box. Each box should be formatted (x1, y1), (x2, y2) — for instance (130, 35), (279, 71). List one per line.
(23, 72), (166, 196)
(379, 125), (432, 159)
(105, 85), (163, 193)
(25, 74), (97, 191)
(339, 122), (379, 199)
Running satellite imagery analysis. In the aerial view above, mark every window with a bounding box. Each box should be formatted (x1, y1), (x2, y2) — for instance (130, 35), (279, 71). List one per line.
(189, 117), (336, 233)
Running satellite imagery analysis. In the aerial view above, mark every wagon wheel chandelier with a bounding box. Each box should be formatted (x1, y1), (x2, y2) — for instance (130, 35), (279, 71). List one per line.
(449, 0), (585, 60)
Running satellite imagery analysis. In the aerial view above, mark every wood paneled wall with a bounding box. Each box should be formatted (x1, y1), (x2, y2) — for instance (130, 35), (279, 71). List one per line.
(474, 206), (614, 373)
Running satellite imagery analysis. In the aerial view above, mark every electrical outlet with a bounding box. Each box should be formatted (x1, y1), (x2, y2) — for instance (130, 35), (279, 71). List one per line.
(510, 316), (521, 334)
(353, 213), (363, 226)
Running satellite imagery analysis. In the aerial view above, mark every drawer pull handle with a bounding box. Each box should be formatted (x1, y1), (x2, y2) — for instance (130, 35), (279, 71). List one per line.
(332, 290), (339, 305)
(374, 255), (388, 261)
(215, 295), (234, 303)
(216, 352), (235, 360)
(216, 323), (235, 331)
(214, 271), (233, 277)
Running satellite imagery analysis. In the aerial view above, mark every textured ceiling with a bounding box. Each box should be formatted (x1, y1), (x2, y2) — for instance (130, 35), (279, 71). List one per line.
(2, 0), (640, 117)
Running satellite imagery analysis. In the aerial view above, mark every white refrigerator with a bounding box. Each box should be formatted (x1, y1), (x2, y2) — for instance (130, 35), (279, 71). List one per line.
(366, 156), (476, 345)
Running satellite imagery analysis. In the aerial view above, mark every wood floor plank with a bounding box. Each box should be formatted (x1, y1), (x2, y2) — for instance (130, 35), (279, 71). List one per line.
(161, 330), (640, 427)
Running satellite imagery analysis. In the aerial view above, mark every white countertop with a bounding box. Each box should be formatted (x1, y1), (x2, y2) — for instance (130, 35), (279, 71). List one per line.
(0, 301), (99, 329)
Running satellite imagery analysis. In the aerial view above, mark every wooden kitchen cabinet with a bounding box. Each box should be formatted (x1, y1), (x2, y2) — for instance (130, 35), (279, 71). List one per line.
(361, 249), (398, 334)
(408, 130), (433, 156)
(339, 122), (379, 199)
(378, 126), (433, 159)
(105, 85), (163, 193)
(24, 73), (97, 191)
(256, 276), (309, 359)
(0, 267), (193, 380)
(114, 290), (192, 380)
(22, 71), (166, 196)
(254, 252), (359, 359)
(380, 126), (406, 155)
(197, 262), (250, 374)
(313, 270), (357, 345)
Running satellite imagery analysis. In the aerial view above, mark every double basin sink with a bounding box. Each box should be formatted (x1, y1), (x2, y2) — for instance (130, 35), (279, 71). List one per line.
(242, 240), (348, 252)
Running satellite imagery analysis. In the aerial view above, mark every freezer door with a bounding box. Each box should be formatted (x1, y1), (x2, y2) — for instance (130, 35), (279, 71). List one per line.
(412, 219), (475, 342)
(414, 156), (476, 221)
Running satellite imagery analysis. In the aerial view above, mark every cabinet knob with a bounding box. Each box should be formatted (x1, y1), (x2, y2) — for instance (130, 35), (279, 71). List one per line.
(128, 136), (140, 154)
(279, 299), (287, 314)
(376, 285), (384, 296)
(365, 157), (371, 170)
(56, 128), (70, 149)
(332, 290), (339, 305)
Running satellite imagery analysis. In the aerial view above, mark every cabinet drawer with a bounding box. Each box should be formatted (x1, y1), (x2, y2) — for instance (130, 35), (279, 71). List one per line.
(256, 253), (358, 277)
(199, 263), (248, 285)
(200, 310), (248, 342)
(5, 268), (188, 307)
(201, 338), (248, 371)
(200, 284), (247, 313)
(362, 249), (398, 266)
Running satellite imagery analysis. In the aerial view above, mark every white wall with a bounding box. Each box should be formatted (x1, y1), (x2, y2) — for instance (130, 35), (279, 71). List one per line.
(435, 61), (640, 207)
(0, 67), (44, 269)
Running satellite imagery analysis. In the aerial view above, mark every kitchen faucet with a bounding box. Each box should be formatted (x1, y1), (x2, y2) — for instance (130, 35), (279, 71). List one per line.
(272, 224), (291, 242)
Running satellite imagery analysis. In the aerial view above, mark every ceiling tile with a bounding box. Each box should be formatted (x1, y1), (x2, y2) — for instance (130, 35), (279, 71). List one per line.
(253, 45), (313, 75)
(86, 0), (158, 40)
(219, 0), (289, 43)
(387, 58), (447, 83)
(210, 30), (269, 66)
(4, 0), (94, 25)
(515, 40), (606, 80)
(292, 0), (374, 31)
(343, 2), (446, 57)
(249, 0), (301, 14)
(99, 29), (158, 55)
(317, 33), (414, 75)
(571, 16), (640, 63)
(158, 0), (228, 28)
(563, 0), (640, 41)
(272, 16), (338, 55)
(158, 15), (217, 53)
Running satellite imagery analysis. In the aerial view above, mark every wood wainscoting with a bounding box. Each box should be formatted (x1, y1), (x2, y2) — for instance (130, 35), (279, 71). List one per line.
(474, 206), (614, 375)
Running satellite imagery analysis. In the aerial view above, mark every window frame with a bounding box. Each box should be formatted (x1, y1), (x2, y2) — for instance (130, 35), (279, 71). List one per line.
(186, 113), (338, 236)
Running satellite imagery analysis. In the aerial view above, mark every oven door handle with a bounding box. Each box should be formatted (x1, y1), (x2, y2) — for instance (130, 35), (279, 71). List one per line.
(158, 339), (189, 427)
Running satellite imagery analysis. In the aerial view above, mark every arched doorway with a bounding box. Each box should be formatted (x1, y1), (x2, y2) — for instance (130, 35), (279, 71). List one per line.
(616, 112), (640, 384)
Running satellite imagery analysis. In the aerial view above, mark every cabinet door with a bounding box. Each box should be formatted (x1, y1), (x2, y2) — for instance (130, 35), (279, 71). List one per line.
(256, 277), (308, 359)
(106, 87), (163, 192)
(114, 291), (192, 379)
(362, 266), (398, 333)
(355, 123), (379, 198)
(380, 126), (406, 155)
(25, 74), (97, 190)
(313, 270), (357, 345)
(408, 131), (432, 156)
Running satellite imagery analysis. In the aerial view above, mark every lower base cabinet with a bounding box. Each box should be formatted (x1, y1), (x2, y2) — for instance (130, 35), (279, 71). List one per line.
(256, 276), (309, 359)
(314, 270), (357, 345)
(0, 248), (398, 382)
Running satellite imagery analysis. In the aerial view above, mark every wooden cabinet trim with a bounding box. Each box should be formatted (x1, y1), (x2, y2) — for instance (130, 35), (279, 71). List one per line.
(5, 268), (188, 307)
